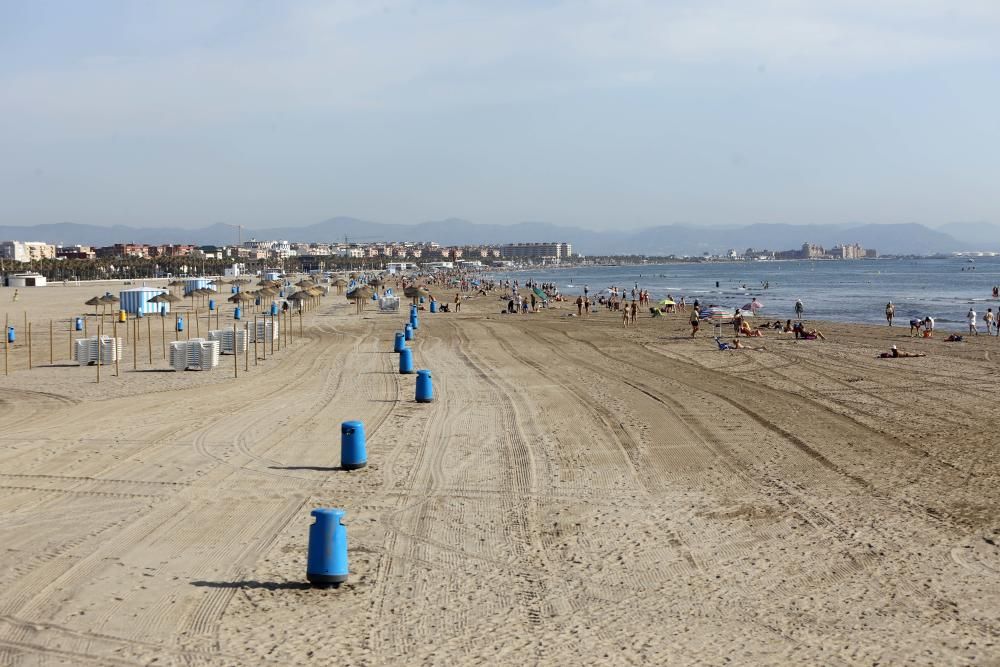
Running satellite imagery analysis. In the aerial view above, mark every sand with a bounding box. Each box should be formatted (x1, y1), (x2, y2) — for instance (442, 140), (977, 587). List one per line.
(0, 281), (998, 665)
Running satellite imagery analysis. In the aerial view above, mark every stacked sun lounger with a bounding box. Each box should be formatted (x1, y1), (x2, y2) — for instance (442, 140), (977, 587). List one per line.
(73, 336), (123, 365)
(249, 320), (278, 342)
(207, 328), (248, 355)
(168, 339), (221, 371)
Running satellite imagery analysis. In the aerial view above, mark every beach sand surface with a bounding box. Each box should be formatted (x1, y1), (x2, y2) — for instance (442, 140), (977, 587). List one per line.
(0, 283), (998, 665)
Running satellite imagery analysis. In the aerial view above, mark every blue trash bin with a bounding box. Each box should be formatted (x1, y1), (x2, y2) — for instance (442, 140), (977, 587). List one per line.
(176, 317), (184, 332)
(271, 303), (278, 316)
(306, 508), (349, 586)
(415, 369), (434, 403)
(341, 421), (367, 470)
(404, 323), (413, 341)
(75, 317), (83, 331)
(137, 308), (144, 319)
(6, 327), (14, 343)
(161, 304), (167, 316)
(255, 297), (261, 306)
(419, 296), (425, 304)
(399, 347), (414, 374)
(410, 313), (419, 330)
(209, 299), (216, 311)
(231, 286), (238, 294)
(394, 332), (406, 352)
(430, 300), (438, 313)
(234, 306), (242, 320)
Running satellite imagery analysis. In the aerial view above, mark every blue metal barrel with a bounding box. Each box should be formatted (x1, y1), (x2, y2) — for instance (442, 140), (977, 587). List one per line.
(404, 323), (413, 341)
(6, 327), (14, 343)
(75, 317), (83, 331)
(341, 421), (367, 470)
(394, 332), (406, 352)
(430, 300), (438, 313)
(209, 299), (216, 311)
(234, 306), (242, 320)
(177, 317), (184, 332)
(399, 347), (414, 374)
(415, 369), (434, 403)
(306, 508), (349, 586)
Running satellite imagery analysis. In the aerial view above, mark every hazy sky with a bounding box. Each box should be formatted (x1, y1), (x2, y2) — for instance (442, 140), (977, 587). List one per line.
(2, 1), (999, 231)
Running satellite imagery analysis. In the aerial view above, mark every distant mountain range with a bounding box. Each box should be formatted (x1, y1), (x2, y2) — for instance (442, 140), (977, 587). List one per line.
(0, 217), (996, 257)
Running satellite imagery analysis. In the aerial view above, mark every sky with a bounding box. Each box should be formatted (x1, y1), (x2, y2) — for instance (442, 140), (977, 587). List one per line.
(2, 0), (1000, 231)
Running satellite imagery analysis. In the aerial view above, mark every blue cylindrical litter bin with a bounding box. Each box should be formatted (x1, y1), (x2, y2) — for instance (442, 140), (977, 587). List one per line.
(394, 332), (406, 352)
(231, 286), (238, 294)
(234, 306), (242, 320)
(410, 313), (419, 330)
(415, 369), (434, 403)
(161, 304), (167, 316)
(177, 317), (184, 332)
(208, 299), (216, 311)
(254, 296), (261, 306)
(430, 300), (438, 313)
(6, 327), (14, 343)
(137, 308), (144, 319)
(404, 323), (413, 341)
(399, 347), (414, 374)
(419, 296), (425, 304)
(341, 421), (367, 470)
(271, 303), (278, 316)
(307, 508), (349, 586)
(75, 317), (83, 331)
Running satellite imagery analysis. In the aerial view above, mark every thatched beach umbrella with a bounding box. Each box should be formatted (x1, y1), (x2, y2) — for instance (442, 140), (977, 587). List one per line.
(332, 278), (348, 295)
(346, 285), (372, 314)
(85, 296), (102, 316)
(403, 286), (430, 304)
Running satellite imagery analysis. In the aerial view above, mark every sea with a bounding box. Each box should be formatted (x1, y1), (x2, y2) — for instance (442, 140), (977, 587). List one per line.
(494, 257), (1000, 331)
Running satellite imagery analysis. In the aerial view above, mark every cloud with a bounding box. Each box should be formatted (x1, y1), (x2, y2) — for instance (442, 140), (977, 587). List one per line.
(1, 0), (998, 133)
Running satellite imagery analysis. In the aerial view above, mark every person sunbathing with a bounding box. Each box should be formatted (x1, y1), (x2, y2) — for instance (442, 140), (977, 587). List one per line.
(740, 321), (763, 337)
(801, 328), (825, 340)
(879, 344), (925, 358)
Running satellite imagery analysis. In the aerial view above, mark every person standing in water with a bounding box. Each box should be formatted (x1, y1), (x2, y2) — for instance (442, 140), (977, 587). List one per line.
(885, 302), (895, 326)
(967, 307), (979, 335)
(794, 299), (804, 320)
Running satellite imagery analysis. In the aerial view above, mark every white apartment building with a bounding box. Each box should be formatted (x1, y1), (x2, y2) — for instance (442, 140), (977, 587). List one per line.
(0, 241), (56, 262)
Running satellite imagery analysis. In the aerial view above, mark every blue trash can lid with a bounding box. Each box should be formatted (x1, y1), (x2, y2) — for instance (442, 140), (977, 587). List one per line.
(311, 507), (345, 519)
(341, 420), (364, 430)
(417, 369), (432, 376)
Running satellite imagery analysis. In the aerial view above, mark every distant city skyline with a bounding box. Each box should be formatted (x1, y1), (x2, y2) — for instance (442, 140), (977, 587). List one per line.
(2, 2), (999, 230)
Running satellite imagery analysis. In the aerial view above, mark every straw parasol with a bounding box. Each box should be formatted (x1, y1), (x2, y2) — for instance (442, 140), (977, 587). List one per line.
(346, 285), (372, 314)
(368, 277), (383, 288)
(295, 279), (315, 288)
(85, 296), (102, 315)
(403, 286), (430, 304)
(332, 278), (348, 294)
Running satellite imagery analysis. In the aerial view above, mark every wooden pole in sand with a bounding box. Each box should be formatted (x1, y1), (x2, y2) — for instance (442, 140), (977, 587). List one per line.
(49, 320), (53, 365)
(244, 322), (249, 371)
(96, 323), (101, 384)
(195, 309), (200, 337)
(254, 315), (259, 365)
(161, 315), (166, 359)
(174, 313), (179, 342)
(132, 319), (137, 370)
(233, 322), (238, 379)
(299, 309), (303, 338)
(27, 322), (32, 369)
(84, 316), (88, 338)
(147, 317), (152, 364)
(115, 330), (120, 377)
(4, 320), (8, 376)
(272, 313), (277, 354)
(68, 318), (72, 359)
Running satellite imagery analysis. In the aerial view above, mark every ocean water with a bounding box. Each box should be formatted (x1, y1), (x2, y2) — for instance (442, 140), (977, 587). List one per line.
(496, 257), (1000, 330)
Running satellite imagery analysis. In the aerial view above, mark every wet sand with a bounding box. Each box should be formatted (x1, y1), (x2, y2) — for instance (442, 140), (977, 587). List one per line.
(0, 283), (998, 665)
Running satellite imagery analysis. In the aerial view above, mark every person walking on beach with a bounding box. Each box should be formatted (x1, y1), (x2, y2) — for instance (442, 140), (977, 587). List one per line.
(968, 308), (979, 335)
(622, 303), (630, 328)
(630, 299), (637, 325)
(885, 302), (894, 326)
(454, 292), (461, 312)
(576, 296), (583, 316)
(584, 297), (591, 316)
(794, 299), (804, 320)
(985, 308), (995, 335)
(690, 306), (700, 337)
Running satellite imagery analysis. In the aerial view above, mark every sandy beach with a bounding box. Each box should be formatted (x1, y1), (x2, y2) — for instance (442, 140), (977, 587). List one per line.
(0, 282), (998, 665)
